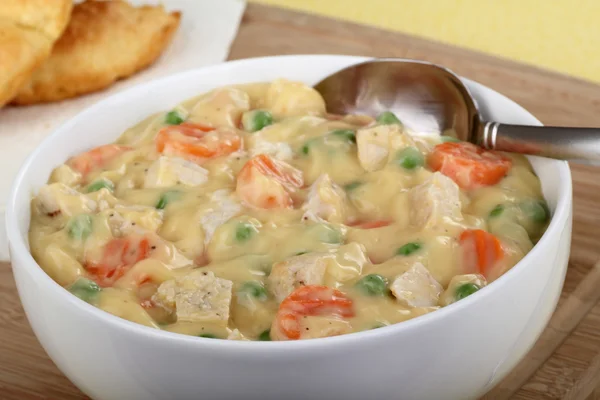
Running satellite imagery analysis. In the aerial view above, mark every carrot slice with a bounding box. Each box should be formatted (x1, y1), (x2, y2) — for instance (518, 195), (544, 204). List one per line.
(86, 236), (150, 287)
(236, 155), (303, 209)
(428, 142), (511, 190)
(274, 285), (354, 340)
(459, 229), (503, 277)
(67, 144), (131, 176)
(250, 154), (303, 189)
(156, 123), (241, 163)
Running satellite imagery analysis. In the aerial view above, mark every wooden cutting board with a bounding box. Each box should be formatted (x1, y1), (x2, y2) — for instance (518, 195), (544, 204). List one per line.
(2, 4), (600, 399)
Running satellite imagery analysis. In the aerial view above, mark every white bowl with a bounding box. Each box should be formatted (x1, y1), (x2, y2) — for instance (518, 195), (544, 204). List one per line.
(6, 55), (572, 400)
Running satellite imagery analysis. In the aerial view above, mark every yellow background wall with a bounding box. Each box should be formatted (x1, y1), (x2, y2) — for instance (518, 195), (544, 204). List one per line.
(251, 0), (599, 84)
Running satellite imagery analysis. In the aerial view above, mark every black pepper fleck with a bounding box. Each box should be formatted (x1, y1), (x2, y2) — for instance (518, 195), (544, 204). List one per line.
(151, 246), (157, 250)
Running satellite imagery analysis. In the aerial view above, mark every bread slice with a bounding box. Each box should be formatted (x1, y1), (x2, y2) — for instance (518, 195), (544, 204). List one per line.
(12, 0), (181, 105)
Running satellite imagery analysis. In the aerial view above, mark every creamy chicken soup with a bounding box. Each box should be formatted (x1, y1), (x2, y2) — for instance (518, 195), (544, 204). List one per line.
(29, 80), (549, 341)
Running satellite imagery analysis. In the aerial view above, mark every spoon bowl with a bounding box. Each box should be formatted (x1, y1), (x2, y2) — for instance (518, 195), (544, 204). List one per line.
(314, 58), (600, 163)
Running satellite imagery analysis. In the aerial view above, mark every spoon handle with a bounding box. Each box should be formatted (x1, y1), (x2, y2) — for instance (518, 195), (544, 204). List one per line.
(479, 122), (600, 162)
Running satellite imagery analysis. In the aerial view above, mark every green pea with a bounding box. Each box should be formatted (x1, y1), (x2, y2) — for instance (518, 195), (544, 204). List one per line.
(330, 129), (356, 143)
(86, 179), (114, 193)
(69, 278), (101, 303)
(310, 223), (343, 244)
(165, 110), (185, 125)
(376, 111), (401, 125)
(235, 222), (258, 242)
(238, 281), (268, 301)
(356, 274), (388, 296)
(156, 190), (180, 210)
(198, 333), (218, 339)
(67, 214), (93, 240)
(242, 110), (273, 132)
(455, 283), (480, 300)
(396, 242), (421, 256)
(258, 329), (271, 341)
(520, 200), (550, 223)
(395, 147), (424, 170)
(343, 181), (363, 191)
(489, 204), (504, 218)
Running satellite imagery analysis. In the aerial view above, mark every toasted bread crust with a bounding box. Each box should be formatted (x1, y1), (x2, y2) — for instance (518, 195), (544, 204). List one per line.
(12, 0), (181, 105)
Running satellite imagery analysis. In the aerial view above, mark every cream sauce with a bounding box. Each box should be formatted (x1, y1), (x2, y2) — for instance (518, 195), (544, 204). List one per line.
(29, 80), (548, 341)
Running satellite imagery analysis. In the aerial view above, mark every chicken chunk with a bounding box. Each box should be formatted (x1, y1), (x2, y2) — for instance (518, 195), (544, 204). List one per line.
(146, 233), (193, 270)
(49, 164), (82, 186)
(300, 316), (353, 340)
(302, 174), (348, 224)
(326, 242), (368, 283)
(390, 262), (443, 307)
(153, 270), (233, 323)
(247, 135), (294, 162)
(200, 189), (243, 245)
(356, 124), (416, 172)
(408, 172), (462, 230)
(107, 204), (163, 235)
(227, 329), (249, 341)
(144, 156), (208, 188)
(87, 188), (120, 211)
(265, 79), (326, 119)
(188, 87), (251, 128)
(268, 253), (329, 302)
(440, 274), (487, 306)
(37, 183), (96, 217)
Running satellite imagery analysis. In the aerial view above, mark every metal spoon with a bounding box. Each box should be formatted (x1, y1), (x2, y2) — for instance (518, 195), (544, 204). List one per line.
(314, 58), (600, 162)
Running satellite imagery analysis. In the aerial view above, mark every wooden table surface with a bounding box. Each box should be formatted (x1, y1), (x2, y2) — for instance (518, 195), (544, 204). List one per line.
(3, 3), (600, 399)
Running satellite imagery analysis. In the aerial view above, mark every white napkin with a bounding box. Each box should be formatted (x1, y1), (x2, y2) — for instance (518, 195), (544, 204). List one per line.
(0, 0), (246, 261)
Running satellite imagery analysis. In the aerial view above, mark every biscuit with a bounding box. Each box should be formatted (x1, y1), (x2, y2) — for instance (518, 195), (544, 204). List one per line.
(0, 0), (72, 107)
(0, 21), (51, 107)
(12, 0), (181, 105)
(0, 0), (73, 40)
